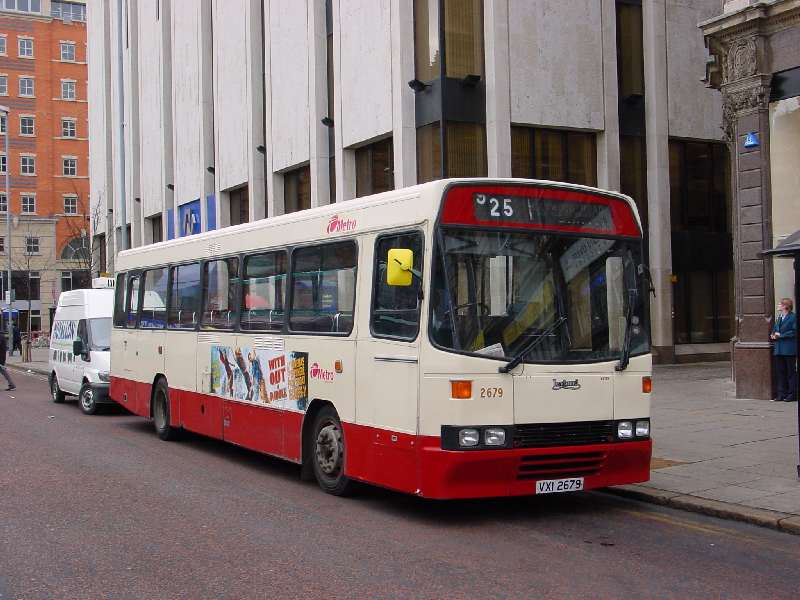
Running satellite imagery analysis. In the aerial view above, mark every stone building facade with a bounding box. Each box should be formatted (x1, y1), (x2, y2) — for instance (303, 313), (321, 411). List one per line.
(701, 0), (800, 399)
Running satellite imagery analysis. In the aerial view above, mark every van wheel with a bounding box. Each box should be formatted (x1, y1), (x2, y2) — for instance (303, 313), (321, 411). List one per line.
(311, 406), (355, 496)
(78, 383), (99, 415)
(50, 373), (66, 403)
(153, 379), (179, 441)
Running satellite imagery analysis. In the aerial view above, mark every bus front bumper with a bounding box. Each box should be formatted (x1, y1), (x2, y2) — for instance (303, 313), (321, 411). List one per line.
(416, 438), (652, 500)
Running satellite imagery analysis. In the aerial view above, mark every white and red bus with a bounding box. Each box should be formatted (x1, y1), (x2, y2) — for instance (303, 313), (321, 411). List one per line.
(110, 178), (652, 499)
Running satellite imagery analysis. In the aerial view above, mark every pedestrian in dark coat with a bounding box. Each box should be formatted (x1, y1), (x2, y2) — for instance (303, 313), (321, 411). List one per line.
(11, 325), (21, 356)
(770, 297), (797, 402)
(0, 334), (16, 391)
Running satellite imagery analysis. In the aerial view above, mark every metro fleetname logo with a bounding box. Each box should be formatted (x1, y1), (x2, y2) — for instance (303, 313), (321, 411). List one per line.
(310, 362), (335, 382)
(552, 378), (581, 391)
(326, 215), (357, 234)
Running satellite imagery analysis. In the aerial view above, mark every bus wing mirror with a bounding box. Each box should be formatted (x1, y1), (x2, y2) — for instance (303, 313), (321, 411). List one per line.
(387, 249), (414, 287)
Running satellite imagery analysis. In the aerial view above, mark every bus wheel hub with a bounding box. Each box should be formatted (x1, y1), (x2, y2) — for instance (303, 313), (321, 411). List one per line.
(316, 424), (341, 475)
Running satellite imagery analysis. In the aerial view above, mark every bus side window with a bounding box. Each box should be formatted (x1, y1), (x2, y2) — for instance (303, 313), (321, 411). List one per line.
(241, 251), (287, 331)
(289, 241), (357, 334)
(141, 267), (168, 329)
(168, 262), (201, 329)
(125, 275), (140, 328)
(371, 232), (423, 340)
(201, 257), (240, 330)
(113, 272), (126, 327)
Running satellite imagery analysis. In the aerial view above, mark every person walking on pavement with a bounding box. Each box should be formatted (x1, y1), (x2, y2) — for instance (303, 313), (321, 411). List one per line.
(770, 297), (797, 402)
(0, 333), (16, 391)
(11, 324), (21, 356)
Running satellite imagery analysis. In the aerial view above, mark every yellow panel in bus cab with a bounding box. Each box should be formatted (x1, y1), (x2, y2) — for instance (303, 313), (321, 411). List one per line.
(387, 249), (414, 287)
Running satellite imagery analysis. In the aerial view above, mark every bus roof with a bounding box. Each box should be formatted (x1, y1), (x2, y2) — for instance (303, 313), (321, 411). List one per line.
(115, 178), (639, 271)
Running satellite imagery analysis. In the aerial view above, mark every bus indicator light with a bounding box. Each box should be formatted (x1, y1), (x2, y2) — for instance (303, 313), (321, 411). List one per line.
(451, 380), (472, 399)
(334, 360), (343, 373)
(642, 376), (652, 394)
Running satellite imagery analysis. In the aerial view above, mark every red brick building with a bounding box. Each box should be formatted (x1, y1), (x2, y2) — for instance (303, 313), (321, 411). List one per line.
(0, 0), (88, 333)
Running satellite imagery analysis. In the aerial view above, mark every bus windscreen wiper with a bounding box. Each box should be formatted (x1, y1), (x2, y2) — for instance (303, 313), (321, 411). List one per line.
(499, 316), (567, 374)
(615, 290), (637, 372)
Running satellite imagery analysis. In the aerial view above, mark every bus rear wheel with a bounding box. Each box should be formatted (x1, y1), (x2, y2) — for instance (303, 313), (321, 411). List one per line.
(311, 406), (355, 496)
(153, 380), (179, 441)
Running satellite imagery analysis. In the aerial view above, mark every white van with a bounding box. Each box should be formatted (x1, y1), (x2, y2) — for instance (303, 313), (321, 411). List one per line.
(49, 278), (114, 414)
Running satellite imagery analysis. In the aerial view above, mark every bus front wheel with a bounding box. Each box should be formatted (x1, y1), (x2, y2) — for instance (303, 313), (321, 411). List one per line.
(153, 380), (180, 441)
(311, 406), (354, 496)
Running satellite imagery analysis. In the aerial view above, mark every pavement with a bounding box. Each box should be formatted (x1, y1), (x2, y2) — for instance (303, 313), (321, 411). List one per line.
(7, 347), (800, 534)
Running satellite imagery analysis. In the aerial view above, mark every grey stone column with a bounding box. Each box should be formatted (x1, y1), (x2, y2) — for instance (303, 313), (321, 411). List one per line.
(721, 37), (775, 400)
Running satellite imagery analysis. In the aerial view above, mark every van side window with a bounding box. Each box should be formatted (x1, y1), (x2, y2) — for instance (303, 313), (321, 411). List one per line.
(141, 267), (168, 329)
(202, 257), (239, 330)
(371, 232), (423, 340)
(168, 262), (201, 329)
(289, 241), (357, 334)
(113, 273), (126, 327)
(125, 275), (140, 328)
(241, 251), (287, 331)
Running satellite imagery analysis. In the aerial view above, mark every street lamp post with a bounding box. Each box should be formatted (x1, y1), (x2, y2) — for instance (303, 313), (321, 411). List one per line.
(0, 104), (11, 350)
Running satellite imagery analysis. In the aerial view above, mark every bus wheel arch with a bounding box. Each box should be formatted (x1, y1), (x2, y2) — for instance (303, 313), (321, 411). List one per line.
(302, 400), (355, 496)
(151, 375), (180, 441)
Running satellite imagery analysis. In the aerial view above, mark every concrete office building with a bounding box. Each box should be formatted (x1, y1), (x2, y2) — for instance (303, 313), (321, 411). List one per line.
(88, 0), (731, 364)
(701, 0), (800, 399)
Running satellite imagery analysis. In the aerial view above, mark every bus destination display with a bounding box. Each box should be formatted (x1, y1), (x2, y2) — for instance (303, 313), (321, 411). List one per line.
(473, 193), (614, 231)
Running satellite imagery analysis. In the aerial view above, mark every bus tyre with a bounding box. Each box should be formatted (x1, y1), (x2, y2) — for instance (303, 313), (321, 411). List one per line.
(78, 382), (99, 415)
(50, 373), (66, 403)
(311, 406), (355, 496)
(153, 380), (179, 441)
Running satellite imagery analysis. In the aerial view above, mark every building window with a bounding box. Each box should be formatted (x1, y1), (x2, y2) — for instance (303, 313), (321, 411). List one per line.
(60, 42), (75, 62)
(61, 271), (89, 292)
(63, 195), (78, 214)
(229, 186), (249, 226)
(61, 118), (76, 138)
(21, 194), (35, 214)
(0, 154), (5, 174)
(0, 36), (6, 55)
(4, 1), (42, 14)
(417, 122), (487, 184)
(0, 236), (4, 253)
(416, 123), (441, 184)
(62, 157), (77, 176)
(669, 140), (732, 345)
(20, 155), (35, 175)
(284, 166), (311, 214)
(414, 0), (440, 82)
(0, 76), (7, 96)
(511, 127), (598, 187)
(616, 2), (645, 100)
(0, 114), (5, 133)
(0, 193), (6, 212)
(19, 77), (34, 97)
(19, 116), (34, 136)
(61, 237), (90, 261)
(61, 80), (76, 100)
(13, 271), (40, 302)
(51, 1), (85, 21)
(148, 214), (163, 243)
(17, 38), (33, 58)
(355, 137), (394, 198)
(25, 236), (39, 255)
(93, 233), (106, 275)
(443, 0), (484, 79)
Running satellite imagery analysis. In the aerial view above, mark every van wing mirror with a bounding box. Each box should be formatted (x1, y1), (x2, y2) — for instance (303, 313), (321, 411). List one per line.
(387, 248), (414, 287)
(73, 339), (86, 356)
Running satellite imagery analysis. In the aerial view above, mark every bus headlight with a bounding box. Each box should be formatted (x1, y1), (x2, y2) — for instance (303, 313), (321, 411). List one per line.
(484, 428), (506, 446)
(459, 428), (480, 447)
(635, 420), (650, 437)
(617, 421), (633, 439)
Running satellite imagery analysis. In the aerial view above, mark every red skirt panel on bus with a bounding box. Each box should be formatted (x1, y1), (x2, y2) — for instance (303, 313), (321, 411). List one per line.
(109, 377), (650, 499)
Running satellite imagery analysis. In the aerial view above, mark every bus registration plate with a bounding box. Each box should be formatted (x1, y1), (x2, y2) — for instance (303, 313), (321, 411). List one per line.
(535, 477), (584, 494)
